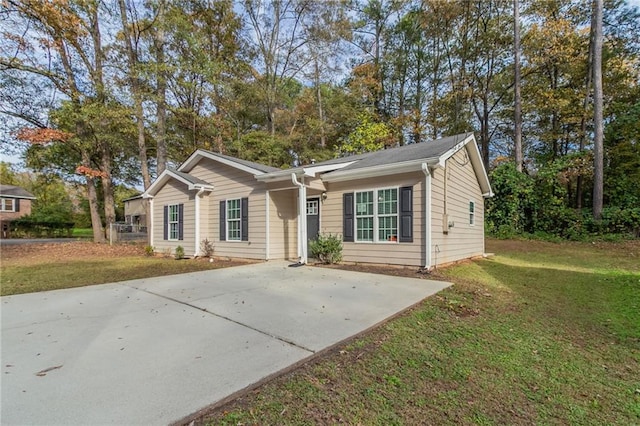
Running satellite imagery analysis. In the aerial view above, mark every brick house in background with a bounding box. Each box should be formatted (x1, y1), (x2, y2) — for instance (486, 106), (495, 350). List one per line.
(0, 184), (36, 238)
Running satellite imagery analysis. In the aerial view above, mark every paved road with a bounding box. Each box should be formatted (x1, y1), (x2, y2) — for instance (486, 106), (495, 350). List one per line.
(1, 262), (450, 425)
(0, 238), (88, 246)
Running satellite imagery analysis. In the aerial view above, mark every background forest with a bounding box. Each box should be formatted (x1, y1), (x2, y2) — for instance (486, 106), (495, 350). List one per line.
(1, 0), (639, 242)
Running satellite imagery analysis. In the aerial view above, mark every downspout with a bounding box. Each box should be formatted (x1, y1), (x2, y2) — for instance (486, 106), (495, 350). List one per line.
(291, 173), (307, 264)
(265, 190), (270, 260)
(421, 163), (432, 270)
(194, 187), (205, 256)
(147, 196), (154, 249)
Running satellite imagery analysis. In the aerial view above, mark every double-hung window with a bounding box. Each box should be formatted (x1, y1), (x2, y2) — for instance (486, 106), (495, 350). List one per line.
(469, 201), (475, 226)
(377, 188), (398, 241)
(1, 198), (15, 212)
(355, 188), (398, 242)
(355, 191), (374, 241)
(226, 198), (241, 241)
(163, 203), (183, 241)
(168, 204), (180, 240)
(220, 197), (248, 241)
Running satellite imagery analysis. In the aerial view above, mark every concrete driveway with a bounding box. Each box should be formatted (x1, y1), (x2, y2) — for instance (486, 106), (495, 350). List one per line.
(1, 262), (450, 425)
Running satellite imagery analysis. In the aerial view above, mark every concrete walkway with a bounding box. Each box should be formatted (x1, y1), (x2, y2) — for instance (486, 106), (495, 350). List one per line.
(1, 262), (450, 425)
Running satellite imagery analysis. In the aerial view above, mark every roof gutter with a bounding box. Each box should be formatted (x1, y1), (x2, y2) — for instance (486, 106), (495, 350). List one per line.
(322, 158), (440, 183)
(422, 163), (432, 271)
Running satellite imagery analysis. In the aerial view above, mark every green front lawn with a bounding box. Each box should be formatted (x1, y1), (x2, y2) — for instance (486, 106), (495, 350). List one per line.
(203, 239), (640, 425)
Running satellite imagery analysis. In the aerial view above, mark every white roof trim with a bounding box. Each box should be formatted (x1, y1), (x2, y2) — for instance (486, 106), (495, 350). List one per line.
(321, 158), (440, 183)
(143, 169), (214, 197)
(178, 150), (267, 175)
(303, 161), (356, 177)
(0, 194), (36, 200)
(437, 134), (493, 197)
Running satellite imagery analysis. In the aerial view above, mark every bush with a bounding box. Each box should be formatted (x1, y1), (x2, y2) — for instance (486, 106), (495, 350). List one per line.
(309, 233), (342, 264)
(144, 245), (155, 256)
(10, 217), (74, 238)
(200, 238), (214, 257)
(174, 245), (185, 260)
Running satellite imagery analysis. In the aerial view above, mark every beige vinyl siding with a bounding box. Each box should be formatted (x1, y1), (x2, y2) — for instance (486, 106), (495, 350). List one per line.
(322, 172), (425, 266)
(187, 160), (267, 260)
(430, 147), (485, 265)
(152, 180), (195, 256)
(268, 189), (298, 260)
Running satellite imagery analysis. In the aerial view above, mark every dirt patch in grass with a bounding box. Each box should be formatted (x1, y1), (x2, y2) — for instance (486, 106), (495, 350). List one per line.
(1, 241), (147, 266)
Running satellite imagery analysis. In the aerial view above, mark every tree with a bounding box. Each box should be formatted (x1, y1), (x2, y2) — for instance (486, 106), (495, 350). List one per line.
(513, 0), (523, 172)
(1, 0), (124, 242)
(335, 112), (393, 156)
(592, 0), (603, 219)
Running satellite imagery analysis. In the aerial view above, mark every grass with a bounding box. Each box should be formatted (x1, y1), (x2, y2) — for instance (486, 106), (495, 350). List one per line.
(0, 256), (246, 296)
(200, 239), (640, 425)
(71, 228), (94, 237)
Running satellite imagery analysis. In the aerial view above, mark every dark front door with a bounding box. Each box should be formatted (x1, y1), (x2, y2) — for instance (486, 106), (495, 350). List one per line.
(306, 198), (320, 244)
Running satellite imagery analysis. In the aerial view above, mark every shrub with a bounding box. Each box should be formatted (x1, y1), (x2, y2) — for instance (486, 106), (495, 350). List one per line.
(144, 245), (155, 257)
(200, 238), (214, 257)
(309, 233), (342, 264)
(174, 245), (185, 260)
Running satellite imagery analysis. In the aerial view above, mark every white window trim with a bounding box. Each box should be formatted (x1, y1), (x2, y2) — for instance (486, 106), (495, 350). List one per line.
(226, 198), (242, 241)
(168, 204), (180, 241)
(354, 187), (399, 244)
(469, 200), (475, 226)
(1, 198), (15, 212)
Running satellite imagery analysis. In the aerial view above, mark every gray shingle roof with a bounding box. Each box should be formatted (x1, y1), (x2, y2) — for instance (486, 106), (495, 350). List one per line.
(201, 150), (281, 173)
(170, 169), (214, 187)
(315, 132), (473, 171)
(0, 184), (35, 199)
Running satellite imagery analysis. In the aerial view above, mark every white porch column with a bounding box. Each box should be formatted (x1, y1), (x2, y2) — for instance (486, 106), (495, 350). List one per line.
(291, 173), (307, 264)
(147, 197), (154, 248)
(194, 189), (204, 256)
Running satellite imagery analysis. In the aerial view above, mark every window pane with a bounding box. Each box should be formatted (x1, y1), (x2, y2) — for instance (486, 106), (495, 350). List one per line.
(228, 220), (240, 240)
(227, 199), (240, 220)
(378, 188), (397, 215)
(378, 215), (397, 241)
(356, 191), (373, 216)
(356, 217), (373, 241)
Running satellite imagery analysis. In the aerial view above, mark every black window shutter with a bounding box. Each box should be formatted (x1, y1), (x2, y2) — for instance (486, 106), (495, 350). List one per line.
(15, 199), (20, 212)
(163, 205), (168, 240)
(178, 203), (184, 240)
(241, 197), (249, 241)
(343, 192), (354, 242)
(219, 200), (226, 241)
(399, 186), (413, 243)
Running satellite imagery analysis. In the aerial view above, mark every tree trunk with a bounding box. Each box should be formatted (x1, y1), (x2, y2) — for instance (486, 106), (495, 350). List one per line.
(100, 143), (116, 241)
(81, 150), (105, 243)
(577, 10), (595, 210)
(155, 0), (168, 176)
(118, 0), (151, 190)
(513, 0), (523, 172)
(314, 59), (326, 148)
(592, 0), (604, 219)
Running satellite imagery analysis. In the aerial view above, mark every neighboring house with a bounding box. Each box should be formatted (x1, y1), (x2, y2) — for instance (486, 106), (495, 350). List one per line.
(0, 184), (36, 238)
(123, 195), (146, 228)
(143, 133), (493, 269)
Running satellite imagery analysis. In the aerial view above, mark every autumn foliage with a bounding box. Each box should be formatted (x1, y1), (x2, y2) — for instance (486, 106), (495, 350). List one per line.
(16, 128), (73, 144)
(75, 166), (107, 178)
